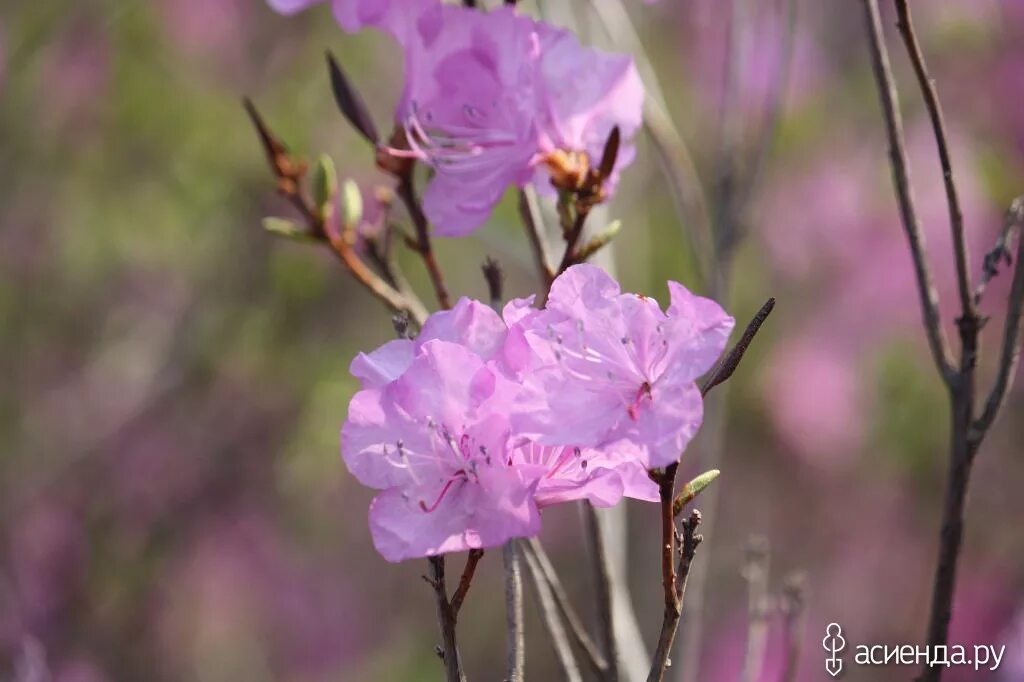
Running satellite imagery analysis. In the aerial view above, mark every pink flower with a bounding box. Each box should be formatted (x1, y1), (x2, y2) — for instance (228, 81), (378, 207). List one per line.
(342, 294), (660, 561)
(514, 440), (659, 508)
(343, 339), (540, 562)
(395, 6), (644, 235)
(266, 0), (429, 34)
(507, 264), (734, 468)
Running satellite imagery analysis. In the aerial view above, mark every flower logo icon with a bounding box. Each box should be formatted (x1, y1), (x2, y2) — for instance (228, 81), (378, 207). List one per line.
(823, 622), (846, 677)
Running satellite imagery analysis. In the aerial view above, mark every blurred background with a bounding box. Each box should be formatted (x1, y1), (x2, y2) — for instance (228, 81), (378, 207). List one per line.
(1, 1), (1023, 680)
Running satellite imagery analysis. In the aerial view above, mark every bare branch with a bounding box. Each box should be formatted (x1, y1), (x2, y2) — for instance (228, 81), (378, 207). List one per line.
(647, 510), (703, 682)
(893, 0), (975, 323)
(739, 537), (771, 682)
(582, 502), (619, 681)
(779, 573), (808, 682)
(972, 198), (1024, 443)
(450, 549), (484, 617)
(521, 544), (584, 682)
(973, 198), (1023, 305)
(518, 189), (555, 287)
(427, 556), (466, 682)
(504, 541), (525, 682)
(860, 0), (956, 383)
(524, 539), (609, 678)
(396, 174), (452, 310)
(482, 257), (504, 311)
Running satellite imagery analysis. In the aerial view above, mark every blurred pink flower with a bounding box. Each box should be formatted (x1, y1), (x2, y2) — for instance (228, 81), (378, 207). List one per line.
(763, 332), (865, 468)
(508, 264), (734, 468)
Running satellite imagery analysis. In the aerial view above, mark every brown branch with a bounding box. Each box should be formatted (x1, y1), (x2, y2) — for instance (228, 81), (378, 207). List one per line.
(518, 189), (555, 287)
(557, 208), (591, 274)
(482, 257), (504, 311)
(972, 199), (1024, 443)
(427, 556), (466, 682)
(396, 174), (452, 310)
(701, 297), (776, 396)
(646, 509), (702, 682)
(450, 549), (484, 617)
(243, 98), (427, 324)
(973, 197), (1023, 305)
(860, 0), (956, 384)
(524, 538), (609, 678)
(894, 0), (975, 324)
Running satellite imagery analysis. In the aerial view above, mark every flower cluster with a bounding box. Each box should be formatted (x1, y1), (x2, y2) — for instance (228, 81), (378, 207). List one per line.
(268, 0), (644, 235)
(341, 265), (734, 561)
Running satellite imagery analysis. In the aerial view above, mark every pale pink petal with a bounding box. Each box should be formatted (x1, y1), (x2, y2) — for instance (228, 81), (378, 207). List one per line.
(349, 339), (415, 389)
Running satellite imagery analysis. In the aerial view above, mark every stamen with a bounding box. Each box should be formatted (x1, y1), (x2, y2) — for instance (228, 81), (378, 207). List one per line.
(417, 473), (466, 509)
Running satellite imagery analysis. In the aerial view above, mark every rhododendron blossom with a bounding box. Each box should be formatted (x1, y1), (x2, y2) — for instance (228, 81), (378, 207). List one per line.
(506, 264), (735, 468)
(394, 5), (644, 234)
(341, 268), (729, 561)
(270, 0), (644, 235)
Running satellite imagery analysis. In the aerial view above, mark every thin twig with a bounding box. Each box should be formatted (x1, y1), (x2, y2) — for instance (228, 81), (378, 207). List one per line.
(557, 209), (591, 274)
(504, 541), (526, 682)
(482, 257), (504, 312)
(973, 197), (1023, 305)
(583, 502), (619, 682)
(860, 0), (956, 383)
(450, 549), (484, 617)
(396, 174), (452, 310)
(739, 537), (771, 682)
(518, 189), (555, 286)
(647, 510), (703, 682)
(521, 543), (584, 682)
(427, 556), (466, 682)
(243, 99), (427, 324)
(779, 573), (808, 682)
(894, 0), (974, 323)
(972, 200), (1024, 443)
(525, 539), (609, 678)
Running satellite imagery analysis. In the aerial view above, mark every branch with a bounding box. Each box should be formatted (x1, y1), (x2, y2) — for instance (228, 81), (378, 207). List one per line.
(521, 543), (585, 682)
(396, 174), (452, 310)
(524, 539), (609, 678)
(701, 297), (776, 396)
(582, 502), (618, 681)
(427, 556), (466, 682)
(779, 573), (808, 682)
(860, 0), (956, 383)
(893, 0), (975, 323)
(518, 189), (555, 287)
(504, 541), (525, 682)
(972, 198), (1024, 443)
(973, 197), (1023, 305)
(243, 99), (427, 324)
(739, 537), (771, 682)
(646, 509), (703, 682)
(482, 257), (504, 312)
(450, 549), (484, 617)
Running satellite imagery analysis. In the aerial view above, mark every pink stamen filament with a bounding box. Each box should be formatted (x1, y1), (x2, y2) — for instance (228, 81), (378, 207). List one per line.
(419, 473), (466, 513)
